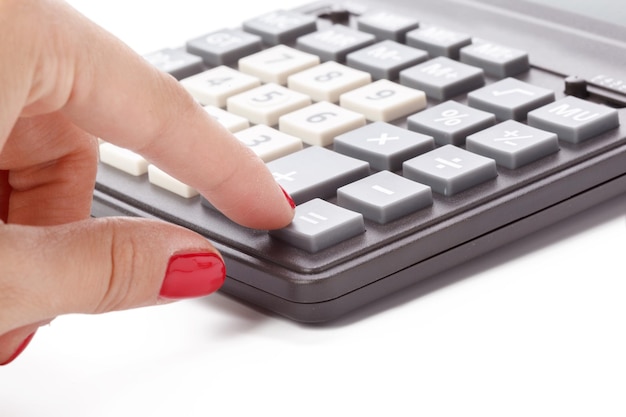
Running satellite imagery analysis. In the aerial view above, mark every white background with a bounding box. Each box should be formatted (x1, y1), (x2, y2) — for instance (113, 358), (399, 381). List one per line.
(1, 1), (625, 416)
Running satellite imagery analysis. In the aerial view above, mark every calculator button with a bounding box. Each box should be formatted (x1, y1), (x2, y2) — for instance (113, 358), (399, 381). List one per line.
(467, 78), (555, 121)
(407, 101), (496, 146)
(148, 165), (198, 198)
(356, 11), (420, 42)
(226, 83), (311, 126)
(180, 66), (261, 107)
(242, 9), (317, 45)
(186, 29), (262, 66)
(466, 120), (559, 169)
(340, 79), (427, 122)
(278, 101), (366, 146)
(203, 106), (249, 133)
(399, 56), (485, 101)
(406, 25), (472, 59)
(269, 198), (365, 253)
(403, 145), (497, 196)
(234, 125), (303, 162)
(288, 61), (371, 103)
(527, 96), (620, 143)
(460, 40), (529, 78)
(238, 45), (320, 85)
(267, 146), (370, 204)
(346, 40), (428, 81)
(296, 25), (376, 62)
(144, 48), (204, 80)
(334, 122), (435, 171)
(99, 143), (149, 176)
(337, 170), (433, 224)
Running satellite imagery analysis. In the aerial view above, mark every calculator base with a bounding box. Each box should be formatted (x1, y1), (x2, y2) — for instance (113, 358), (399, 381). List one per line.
(92, 168), (626, 323)
(219, 173), (626, 323)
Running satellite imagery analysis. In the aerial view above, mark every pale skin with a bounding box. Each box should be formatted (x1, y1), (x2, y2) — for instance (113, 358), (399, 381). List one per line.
(0, 0), (295, 363)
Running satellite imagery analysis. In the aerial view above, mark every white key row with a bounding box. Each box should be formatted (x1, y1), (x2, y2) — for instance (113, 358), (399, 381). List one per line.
(100, 44), (429, 199)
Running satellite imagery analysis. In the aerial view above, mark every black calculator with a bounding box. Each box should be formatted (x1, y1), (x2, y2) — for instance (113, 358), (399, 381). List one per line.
(92, 0), (626, 322)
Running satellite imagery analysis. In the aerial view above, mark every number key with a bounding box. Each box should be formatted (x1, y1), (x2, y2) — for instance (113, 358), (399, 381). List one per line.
(238, 45), (319, 85)
(279, 101), (366, 146)
(180, 66), (260, 107)
(234, 124), (303, 162)
(288, 61), (371, 103)
(340, 79), (427, 122)
(227, 83), (311, 125)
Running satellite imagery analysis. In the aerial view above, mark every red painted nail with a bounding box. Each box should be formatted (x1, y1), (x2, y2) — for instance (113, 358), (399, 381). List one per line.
(1, 332), (36, 366)
(159, 252), (226, 300)
(280, 186), (296, 209)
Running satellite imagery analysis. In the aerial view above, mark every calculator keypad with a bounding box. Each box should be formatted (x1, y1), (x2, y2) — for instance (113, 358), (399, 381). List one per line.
(98, 6), (623, 257)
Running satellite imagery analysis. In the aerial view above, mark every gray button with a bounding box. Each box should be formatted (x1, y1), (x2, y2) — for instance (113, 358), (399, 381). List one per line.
(407, 101), (496, 146)
(242, 10), (317, 45)
(270, 198), (365, 253)
(186, 29), (262, 66)
(143, 48), (204, 80)
(296, 25), (376, 62)
(334, 122), (434, 171)
(460, 40), (529, 78)
(527, 96), (620, 143)
(406, 25), (472, 59)
(467, 78), (554, 121)
(267, 146), (370, 204)
(399, 57), (485, 100)
(346, 40), (428, 81)
(337, 171), (433, 223)
(466, 120), (559, 169)
(403, 145), (497, 196)
(356, 11), (420, 42)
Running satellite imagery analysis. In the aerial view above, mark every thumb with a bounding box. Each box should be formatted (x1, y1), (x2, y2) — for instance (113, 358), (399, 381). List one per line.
(0, 217), (225, 335)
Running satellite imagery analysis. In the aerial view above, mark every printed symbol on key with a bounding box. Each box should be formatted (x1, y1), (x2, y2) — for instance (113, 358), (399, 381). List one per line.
(435, 157), (463, 169)
(299, 211), (328, 224)
(493, 130), (533, 146)
(367, 132), (400, 145)
(435, 109), (469, 126)
(273, 171), (297, 181)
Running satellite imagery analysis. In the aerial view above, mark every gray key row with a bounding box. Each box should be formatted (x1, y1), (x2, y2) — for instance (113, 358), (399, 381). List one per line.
(268, 144), (496, 252)
(149, 8), (531, 89)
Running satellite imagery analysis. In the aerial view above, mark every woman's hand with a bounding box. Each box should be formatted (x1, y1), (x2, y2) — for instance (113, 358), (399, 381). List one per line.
(0, 0), (294, 365)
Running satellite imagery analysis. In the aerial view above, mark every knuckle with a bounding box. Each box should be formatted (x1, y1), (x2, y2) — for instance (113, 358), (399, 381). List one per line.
(91, 218), (160, 314)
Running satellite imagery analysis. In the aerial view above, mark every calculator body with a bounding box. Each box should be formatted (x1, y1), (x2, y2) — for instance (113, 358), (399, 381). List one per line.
(92, 0), (626, 322)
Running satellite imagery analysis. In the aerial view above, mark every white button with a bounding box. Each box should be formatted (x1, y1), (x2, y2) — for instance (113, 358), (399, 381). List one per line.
(180, 66), (260, 107)
(148, 165), (198, 198)
(238, 45), (319, 85)
(99, 143), (148, 176)
(279, 101), (366, 146)
(203, 105), (249, 132)
(227, 83), (311, 126)
(340, 79), (427, 122)
(235, 124), (303, 162)
(288, 61), (371, 103)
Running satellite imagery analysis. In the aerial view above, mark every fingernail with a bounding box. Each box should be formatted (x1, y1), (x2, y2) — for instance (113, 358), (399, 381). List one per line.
(1, 332), (36, 366)
(159, 252), (226, 300)
(280, 186), (296, 209)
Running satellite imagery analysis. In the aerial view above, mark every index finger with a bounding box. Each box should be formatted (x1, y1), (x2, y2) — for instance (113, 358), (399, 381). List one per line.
(5, 0), (295, 230)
